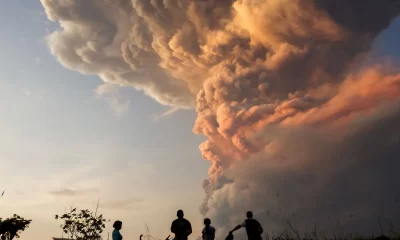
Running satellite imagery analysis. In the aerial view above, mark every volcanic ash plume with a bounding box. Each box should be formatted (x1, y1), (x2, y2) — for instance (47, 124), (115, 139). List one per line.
(41, 0), (400, 235)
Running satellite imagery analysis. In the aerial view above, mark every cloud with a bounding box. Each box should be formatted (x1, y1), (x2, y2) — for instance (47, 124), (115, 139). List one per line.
(152, 107), (184, 122)
(41, 0), (195, 108)
(41, 0), (400, 236)
(104, 97), (130, 117)
(202, 102), (400, 238)
(162, 107), (181, 118)
(23, 89), (32, 96)
(95, 83), (119, 96)
(41, 0), (399, 109)
(49, 188), (99, 197)
(96, 83), (131, 117)
(101, 198), (143, 210)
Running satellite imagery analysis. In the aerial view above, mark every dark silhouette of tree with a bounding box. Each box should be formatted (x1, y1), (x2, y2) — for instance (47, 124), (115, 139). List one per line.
(55, 207), (108, 240)
(0, 214), (32, 240)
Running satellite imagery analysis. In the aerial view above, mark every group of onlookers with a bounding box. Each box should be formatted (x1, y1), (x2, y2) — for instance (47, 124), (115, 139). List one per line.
(112, 210), (263, 240)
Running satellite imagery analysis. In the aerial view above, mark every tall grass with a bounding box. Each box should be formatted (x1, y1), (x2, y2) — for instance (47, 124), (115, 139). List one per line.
(258, 192), (400, 240)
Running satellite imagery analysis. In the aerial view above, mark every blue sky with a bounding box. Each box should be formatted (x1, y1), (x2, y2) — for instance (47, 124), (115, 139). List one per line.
(0, 1), (399, 240)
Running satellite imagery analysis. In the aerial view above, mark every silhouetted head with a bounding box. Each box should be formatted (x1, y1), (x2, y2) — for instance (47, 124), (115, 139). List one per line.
(246, 211), (253, 218)
(204, 218), (211, 226)
(177, 210), (184, 219)
(113, 220), (122, 230)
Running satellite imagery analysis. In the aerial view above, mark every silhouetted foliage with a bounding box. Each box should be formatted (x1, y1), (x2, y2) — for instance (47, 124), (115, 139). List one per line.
(0, 214), (32, 240)
(55, 207), (108, 240)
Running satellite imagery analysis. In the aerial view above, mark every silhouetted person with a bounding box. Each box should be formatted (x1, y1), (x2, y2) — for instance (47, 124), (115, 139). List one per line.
(113, 220), (123, 240)
(171, 210), (192, 240)
(225, 232), (234, 240)
(375, 235), (390, 240)
(229, 211), (263, 240)
(202, 218), (216, 240)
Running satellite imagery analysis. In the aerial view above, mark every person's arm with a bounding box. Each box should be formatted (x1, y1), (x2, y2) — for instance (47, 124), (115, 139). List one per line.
(171, 221), (176, 234)
(186, 221), (193, 236)
(202, 229), (205, 240)
(257, 221), (263, 234)
(212, 227), (216, 239)
(229, 225), (242, 234)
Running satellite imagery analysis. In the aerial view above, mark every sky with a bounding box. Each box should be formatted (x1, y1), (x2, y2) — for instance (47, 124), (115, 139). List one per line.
(1, 1), (400, 240)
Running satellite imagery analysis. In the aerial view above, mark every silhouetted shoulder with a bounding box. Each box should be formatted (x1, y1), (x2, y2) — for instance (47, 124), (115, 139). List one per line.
(184, 218), (192, 230)
(171, 219), (179, 230)
(171, 219), (179, 224)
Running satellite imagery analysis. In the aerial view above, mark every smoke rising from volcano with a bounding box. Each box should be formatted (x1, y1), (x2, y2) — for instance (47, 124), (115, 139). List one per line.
(41, 0), (400, 236)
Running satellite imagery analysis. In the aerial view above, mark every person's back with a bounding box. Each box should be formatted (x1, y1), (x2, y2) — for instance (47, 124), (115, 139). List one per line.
(202, 218), (216, 240)
(202, 226), (216, 240)
(243, 218), (262, 240)
(171, 210), (192, 240)
(229, 211), (263, 240)
(113, 229), (123, 240)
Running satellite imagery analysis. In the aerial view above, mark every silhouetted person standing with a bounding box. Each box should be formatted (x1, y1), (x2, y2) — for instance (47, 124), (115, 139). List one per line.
(113, 220), (123, 240)
(202, 218), (216, 240)
(229, 211), (263, 240)
(171, 210), (192, 240)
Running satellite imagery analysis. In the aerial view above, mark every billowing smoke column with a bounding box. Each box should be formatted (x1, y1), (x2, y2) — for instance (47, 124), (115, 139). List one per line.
(41, 0), (400, 236)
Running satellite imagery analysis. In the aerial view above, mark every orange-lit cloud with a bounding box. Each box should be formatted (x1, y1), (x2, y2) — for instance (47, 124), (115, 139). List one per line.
(41, 0), (400, 236)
